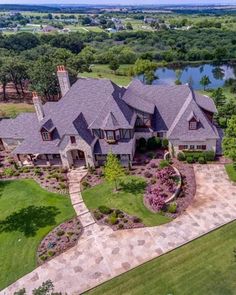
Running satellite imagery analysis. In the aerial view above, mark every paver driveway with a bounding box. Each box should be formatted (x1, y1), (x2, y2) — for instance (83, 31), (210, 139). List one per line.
(1, 164), (236, 295)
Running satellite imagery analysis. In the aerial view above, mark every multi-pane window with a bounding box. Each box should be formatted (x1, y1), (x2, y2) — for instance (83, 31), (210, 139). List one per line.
(179, 145), (188, 150)
(197, 145), (207, 150)
(135, 111), (151, 127)
(70, 136), (76, 144)
(41, 132), (51, 141)
(106, 131), (115, 140)
(189, 121), (197, 130)
(120, 129), (131, 139)
(190, 145), (195, 150)
(93, 129), (104, 139)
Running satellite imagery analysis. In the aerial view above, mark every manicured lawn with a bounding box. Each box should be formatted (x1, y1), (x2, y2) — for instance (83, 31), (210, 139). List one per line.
(82, 176), (171, 227)
(0, 103), (34, 118)
(0, 180), (75, 290)
(86, 220), (236, 295)
(225, 164), (236, 182)
(80, 64), (132, 86)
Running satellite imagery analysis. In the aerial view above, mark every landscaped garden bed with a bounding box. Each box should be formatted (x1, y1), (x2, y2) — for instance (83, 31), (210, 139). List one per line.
(92, 206), (144, 230)
(0, 151), (69, 194)
(37, 217), (83, 265)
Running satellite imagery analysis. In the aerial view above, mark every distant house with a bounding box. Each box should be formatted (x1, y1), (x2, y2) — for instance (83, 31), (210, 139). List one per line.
(144, 17), (159, 24)
(42, 25), (58, 33)
(0, 66), (220, 168)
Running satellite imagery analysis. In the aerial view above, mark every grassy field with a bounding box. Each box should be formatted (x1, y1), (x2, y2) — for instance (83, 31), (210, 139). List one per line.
(199, 86), (236, 102)
(0, 103), (34, 118)
(82, 176), (171, 227)
(225, 164), (236, 182)
(0, 180), (75, 290)
(86, 220), (236, 295)
(80, 64), (132, 86)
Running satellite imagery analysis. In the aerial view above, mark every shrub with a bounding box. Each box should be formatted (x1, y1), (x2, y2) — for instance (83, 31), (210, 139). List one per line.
(34, 168), (42, 176)
(203, 150), (215, 161)
(98, 205), (112, 215)
(3, 167), (15, 177)
(20, 166), (30, 173)
(114, 209), (122, 216)
(59, 182), (67, 189)
(93, 210), (103, 220)
(162, 138), (169, 149)
(168, 202), (177, 213)
(147, 151), (155, 159)
(13, 171), (20, 177)
(48, 250), (55, 257)
(118, 223), (124, 229)
(233, 162), (236, 171)
(108, 215), (118, 225)
(133, 216), (142, 223)
(150, 178), (156, 184)
(147, 136), (160, 150)
(198, 157), (206, 164)
(177, 152), (186, 161)
(159, 160), (169, 169)
(56, 230), (65, 236)
(144, 171), (152, 178)
(186, 156), (194, 164)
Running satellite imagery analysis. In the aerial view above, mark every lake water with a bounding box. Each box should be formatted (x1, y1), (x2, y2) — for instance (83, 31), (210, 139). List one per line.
(150, 64), (236, 90)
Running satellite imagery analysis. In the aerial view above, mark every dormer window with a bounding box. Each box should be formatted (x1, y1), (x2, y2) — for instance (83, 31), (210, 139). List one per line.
(41, 131), (51, 141)
(106, 131), (115, 140)
(189, 120), (197, 130)
(70, 136), (76, 144)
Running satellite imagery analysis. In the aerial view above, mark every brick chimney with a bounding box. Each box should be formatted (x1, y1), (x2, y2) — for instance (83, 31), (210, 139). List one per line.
(57, 65), (70, 97)
(32, 92), (44, 121)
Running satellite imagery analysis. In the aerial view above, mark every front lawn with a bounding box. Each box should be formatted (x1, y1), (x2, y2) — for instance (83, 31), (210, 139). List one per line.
(86, 220), (236, 295)
(82, 176), (171, 227)
(80, 64), (132, 86)
(225, 164), (236, 182)
(0, 179), (75, 291)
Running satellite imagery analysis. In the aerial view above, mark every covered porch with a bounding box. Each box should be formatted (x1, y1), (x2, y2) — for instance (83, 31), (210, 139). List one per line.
(16, 153), (62, 167)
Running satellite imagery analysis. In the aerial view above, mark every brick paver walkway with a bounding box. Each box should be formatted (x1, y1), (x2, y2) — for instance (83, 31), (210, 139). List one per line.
(1, 164), (236, 295)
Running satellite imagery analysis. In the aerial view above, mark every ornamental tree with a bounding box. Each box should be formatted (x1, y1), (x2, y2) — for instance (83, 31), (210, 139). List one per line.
(200, 75), (211, 90)
(104, 152), (125, 191)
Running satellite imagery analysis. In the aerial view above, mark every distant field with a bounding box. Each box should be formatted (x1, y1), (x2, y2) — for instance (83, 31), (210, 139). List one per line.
(0, 103), (34, 118)
(80, 64), (132, 86)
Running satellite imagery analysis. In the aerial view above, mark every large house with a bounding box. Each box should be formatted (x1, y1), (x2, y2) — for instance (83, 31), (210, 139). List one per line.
(0, 66), (220, 168)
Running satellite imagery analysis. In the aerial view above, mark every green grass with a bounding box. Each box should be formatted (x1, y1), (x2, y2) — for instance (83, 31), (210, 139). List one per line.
(0, 179), (75, 290)
(86, 220), (236, 295)
(0, 103), (34, 118)
(80, 64), (132, 86)
(82, 176), (171, 227)
(225, 164), (236, 182)
(198, 86), (236, 102)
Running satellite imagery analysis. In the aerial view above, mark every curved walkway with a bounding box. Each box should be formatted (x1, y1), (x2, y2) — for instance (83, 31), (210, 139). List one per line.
(2, 165), (236, 295)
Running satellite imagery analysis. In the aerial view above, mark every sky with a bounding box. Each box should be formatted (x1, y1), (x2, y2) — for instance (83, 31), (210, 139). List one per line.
(0, 0), (236, 5)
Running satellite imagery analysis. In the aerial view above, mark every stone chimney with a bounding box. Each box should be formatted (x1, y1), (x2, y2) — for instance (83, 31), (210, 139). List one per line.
(32, 92), (44, 121)
(57, 65), (70, 97)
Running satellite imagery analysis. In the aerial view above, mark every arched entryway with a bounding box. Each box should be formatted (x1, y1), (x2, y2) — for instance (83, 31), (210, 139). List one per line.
(69, 149), (86, 168)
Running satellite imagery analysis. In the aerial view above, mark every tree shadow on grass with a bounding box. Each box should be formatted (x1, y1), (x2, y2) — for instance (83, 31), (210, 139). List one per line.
(0, 206), (60, 237)
(119, 178), (147, 194)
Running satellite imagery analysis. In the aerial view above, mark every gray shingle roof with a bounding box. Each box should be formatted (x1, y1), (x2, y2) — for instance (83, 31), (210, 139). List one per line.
(167, 91), (219, 141)
(94, 138), (134, 155)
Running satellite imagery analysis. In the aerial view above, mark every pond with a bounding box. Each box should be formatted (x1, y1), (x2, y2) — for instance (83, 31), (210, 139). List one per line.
(148, 63), (236, 90)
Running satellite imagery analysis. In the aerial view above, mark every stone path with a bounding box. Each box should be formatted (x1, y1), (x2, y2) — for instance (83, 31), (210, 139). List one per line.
(2, 164), (236, 295)
(67, 168), (95, 228)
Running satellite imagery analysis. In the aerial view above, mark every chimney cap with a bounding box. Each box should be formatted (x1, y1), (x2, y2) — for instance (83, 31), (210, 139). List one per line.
(57, 65), (67, 72)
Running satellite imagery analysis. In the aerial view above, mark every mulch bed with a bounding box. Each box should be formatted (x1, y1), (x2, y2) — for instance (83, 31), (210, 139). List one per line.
(92, 208), (145, 230)
(37, 217), (83, 265)
(0, 151), (69, 194)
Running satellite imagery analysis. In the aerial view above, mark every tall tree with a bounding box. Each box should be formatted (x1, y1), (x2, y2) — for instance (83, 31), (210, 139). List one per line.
(133, 59), (157, 84)
(200, 75), (211, 90)
(109, 57), (120, 74)
(223, 116), (236, 162)
(104, 152), (125, 191)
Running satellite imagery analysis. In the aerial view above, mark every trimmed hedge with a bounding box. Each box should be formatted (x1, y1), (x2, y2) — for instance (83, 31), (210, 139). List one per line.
(183, 150), (215, 163)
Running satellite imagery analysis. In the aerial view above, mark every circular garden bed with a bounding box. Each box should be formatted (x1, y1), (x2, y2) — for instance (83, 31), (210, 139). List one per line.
(37, 217), (83, 265)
